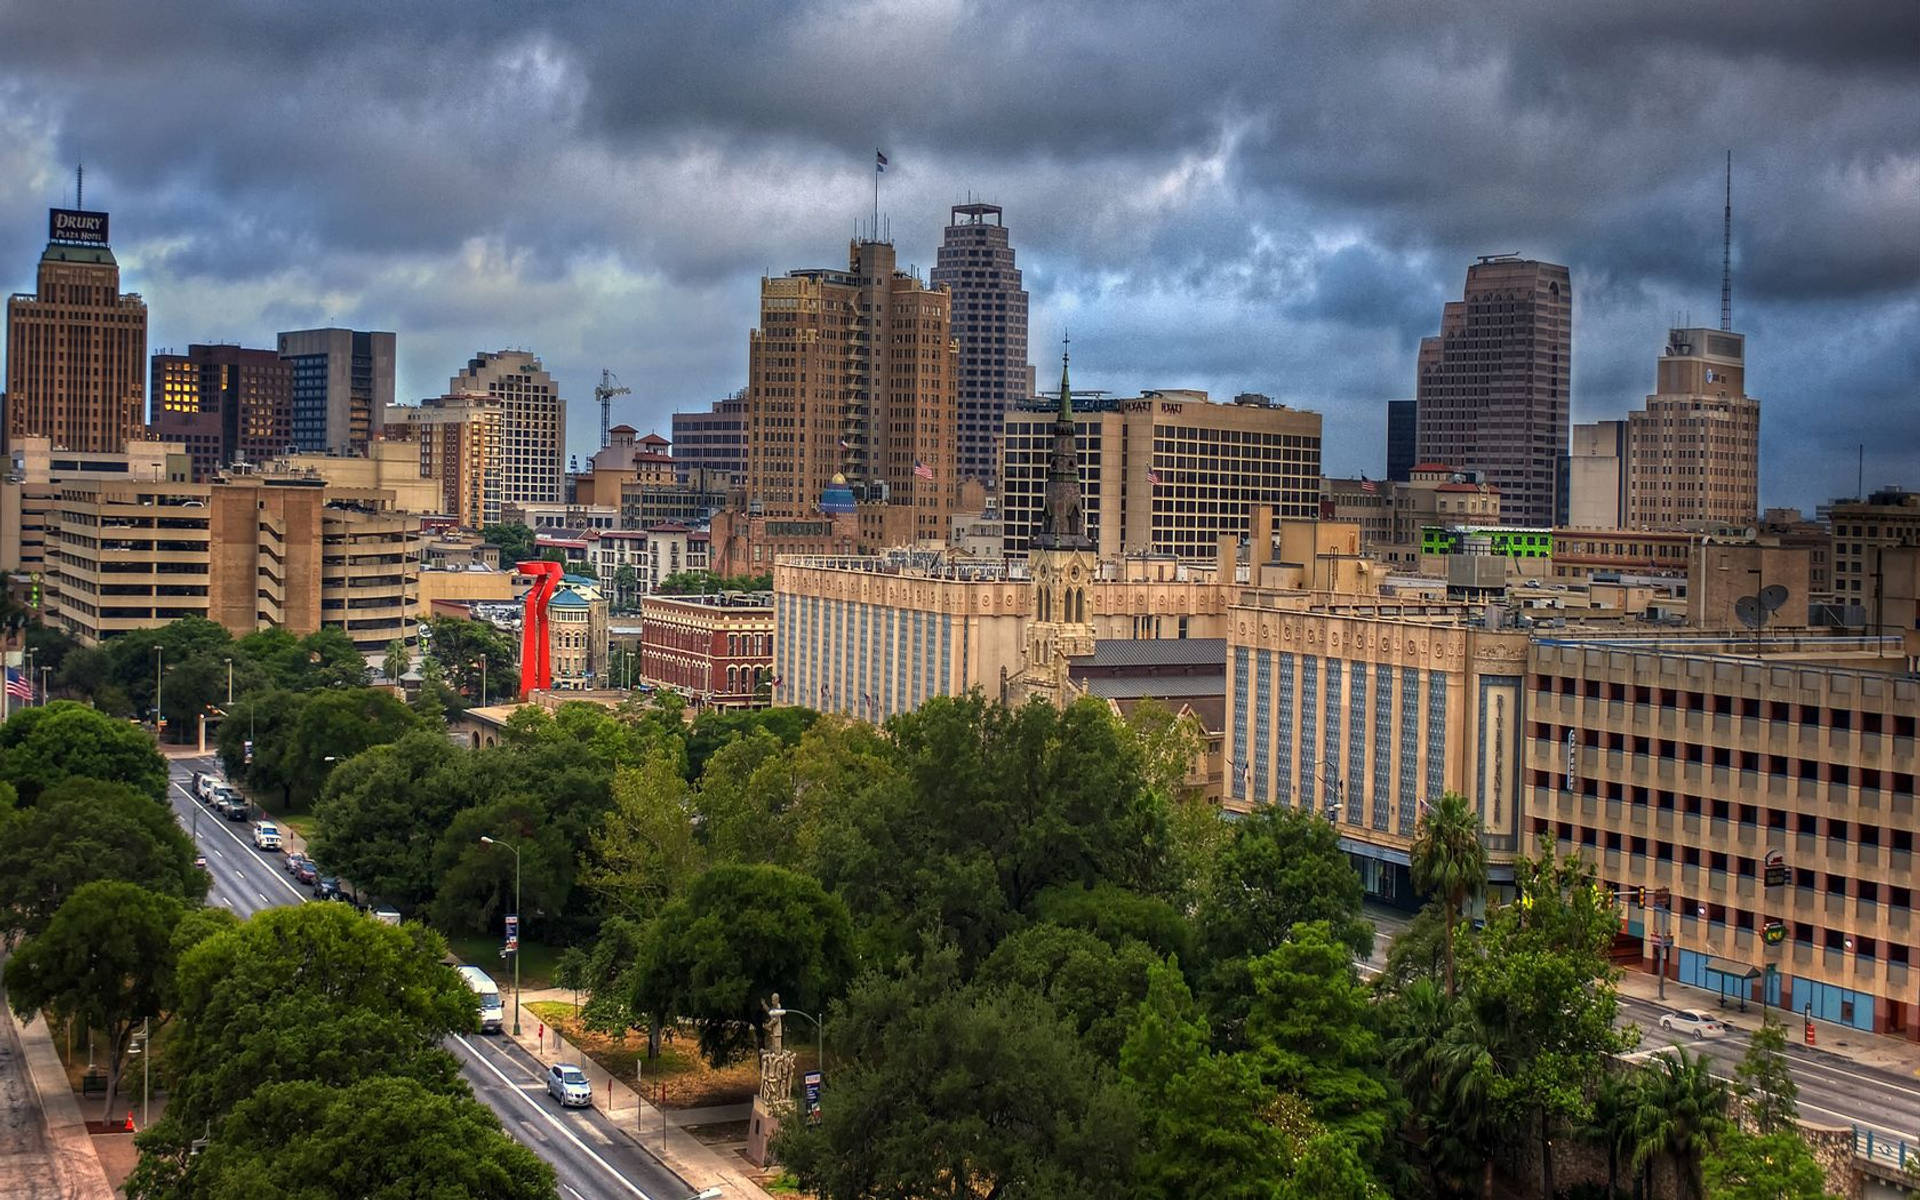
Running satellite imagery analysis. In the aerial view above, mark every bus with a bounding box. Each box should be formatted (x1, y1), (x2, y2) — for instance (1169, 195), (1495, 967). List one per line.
(456, 965), (505, 1034)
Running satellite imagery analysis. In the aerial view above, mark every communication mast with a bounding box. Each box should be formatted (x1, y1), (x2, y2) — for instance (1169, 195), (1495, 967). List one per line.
(594, 369), (631, 450)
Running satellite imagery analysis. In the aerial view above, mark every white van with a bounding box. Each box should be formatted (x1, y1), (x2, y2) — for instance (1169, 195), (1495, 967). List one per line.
(252, 822), (282, 852)
(457, 965), (505, 1034)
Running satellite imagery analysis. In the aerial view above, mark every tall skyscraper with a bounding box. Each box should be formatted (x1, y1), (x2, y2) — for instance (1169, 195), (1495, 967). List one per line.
(383, 393), (506, 526)
(277, 327), (395, 456)
(1385, 399), (1417, 482)
(446, 350), (566, 507)
(929, 204), (1031, 488)
(1415, 256), (1572, 526)
(744, 239), (957, 546)
(1623, 328), (1759, 531)
(150, 344), (293, 479)
(5, 203), (147, 454)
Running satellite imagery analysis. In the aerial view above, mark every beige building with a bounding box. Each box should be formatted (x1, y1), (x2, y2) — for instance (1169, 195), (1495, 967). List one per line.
(1564, 420), (1627, 529)
(1322, 464), (1500, 566)
(417, 567), (517, 618)
(1826, 489), (1920, 616)
(2, 436), (190, 578)
(1624, 328), (1760, 531)
(46, 471), (418, 650)
(744, 239), (959, 547)
(1416, 257), (1572, 527)
(572, 427), (675, 508)
(6, 207), (147, 455)
(1688, 540), (1813, 631)
(269, 441), (441, 514)
(1001, 390), (1322, 561)
(448, 351), (565, 507)
(278, 328), (395, 457)
(1527, 634), (1920, 1038)
(384, 393), (505, 526)
(547, 579), (608, 689)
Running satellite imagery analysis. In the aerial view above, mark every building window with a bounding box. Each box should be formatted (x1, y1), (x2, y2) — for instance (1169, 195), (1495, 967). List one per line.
(1373, 664), (1392, 830)
(1275, 654), (1294, 805)
(1300, 657), (1319, 811)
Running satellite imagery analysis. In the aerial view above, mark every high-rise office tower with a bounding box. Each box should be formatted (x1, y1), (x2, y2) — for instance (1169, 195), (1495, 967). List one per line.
(1415, 256), (1571, 526)
(929, 204), (1031, 488)
(744, 239), (957, 546)
(383, 393), (507, 527)
(446, 350), (566, 507)
(1623, 328), (1760, 531)
(277, 328), (395, 456)
(1385, 399), (1417, 482)
(150, 344), (293, 479)
(5, 202), (147, 454)
(669, 394), (749, 487)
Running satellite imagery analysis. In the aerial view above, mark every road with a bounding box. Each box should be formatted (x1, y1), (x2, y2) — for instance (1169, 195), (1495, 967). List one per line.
(0, 950), (62, 1200)
(165, 755), (695, 1200)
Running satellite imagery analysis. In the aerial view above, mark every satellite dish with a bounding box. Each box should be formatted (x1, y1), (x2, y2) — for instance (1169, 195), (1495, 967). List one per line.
(1733, 596), (1763, 629)
(1759, 585), (1789, 614)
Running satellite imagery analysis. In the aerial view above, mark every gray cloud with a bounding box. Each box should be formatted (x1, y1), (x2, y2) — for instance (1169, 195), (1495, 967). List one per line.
(0, 0), (1914, 509)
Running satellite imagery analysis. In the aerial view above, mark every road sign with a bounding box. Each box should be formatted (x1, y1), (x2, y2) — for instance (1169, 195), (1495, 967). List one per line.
(505, 914), (519, 939)
(1654, 887), (1671, 908)
(1763, 920), (1786, 946)
(1764, 848), (1788, 887)
(804, 1070), (822, 1124)
(504, 935), (519, 953)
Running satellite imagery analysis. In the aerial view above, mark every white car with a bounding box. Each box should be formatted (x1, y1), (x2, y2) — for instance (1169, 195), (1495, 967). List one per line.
(252, 822), (282, 852)
(546, 1063), (592, 1108)
(1659, 1009), (1728, 1039)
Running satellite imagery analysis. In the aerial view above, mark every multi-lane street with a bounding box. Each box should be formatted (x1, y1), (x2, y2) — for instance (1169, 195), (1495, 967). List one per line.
(164, 755), (695, 1200)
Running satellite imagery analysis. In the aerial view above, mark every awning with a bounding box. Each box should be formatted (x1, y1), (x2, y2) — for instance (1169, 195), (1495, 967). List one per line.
(1702, 958), (1761, 981)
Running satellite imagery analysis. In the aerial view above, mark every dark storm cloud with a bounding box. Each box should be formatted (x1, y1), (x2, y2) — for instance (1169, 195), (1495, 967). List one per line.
(0, 0), (1914, 507)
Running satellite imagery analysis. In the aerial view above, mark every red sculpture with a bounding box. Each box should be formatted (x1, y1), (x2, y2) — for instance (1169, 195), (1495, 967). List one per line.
(517, 560), (565, 699)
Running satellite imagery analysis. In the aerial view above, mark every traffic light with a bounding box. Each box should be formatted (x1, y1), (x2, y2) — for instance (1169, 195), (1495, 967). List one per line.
(1637, 887), (1647, 908)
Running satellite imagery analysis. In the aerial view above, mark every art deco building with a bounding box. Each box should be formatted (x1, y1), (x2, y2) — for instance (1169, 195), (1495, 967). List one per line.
(277, 328), (394, 457)
(743, 239), (958, 547)
(6, 206), (147, 454)
(150, 344), (293, 479)
(1415, 257), (1572, 527)
(1622, 327), (1760, 531)
(1001, 389), (1321, 560)
(929, 203), (1031, 488)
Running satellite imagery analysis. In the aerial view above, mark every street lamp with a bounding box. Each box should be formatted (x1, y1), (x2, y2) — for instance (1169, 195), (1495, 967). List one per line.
(22, 646), (34, 707)
(37, 665), (49, 706)
(766, 1005), (825, 1078)
(152, 645), (165, 740)
(225, 657), (234, 706)
(479, 835), (522, 1035)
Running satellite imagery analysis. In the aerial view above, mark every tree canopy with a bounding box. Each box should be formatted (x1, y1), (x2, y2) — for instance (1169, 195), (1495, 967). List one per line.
(0, 777), (206, 941)
(0, 701), (168, 802)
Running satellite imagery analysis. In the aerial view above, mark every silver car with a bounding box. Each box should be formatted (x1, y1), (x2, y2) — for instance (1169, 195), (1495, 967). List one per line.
(1659, 1008), (1728, 1039)
(546, 1063), (591, 1108)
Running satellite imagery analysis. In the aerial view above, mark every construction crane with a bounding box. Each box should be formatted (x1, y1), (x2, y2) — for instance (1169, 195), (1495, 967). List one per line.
(594, 369), (632, 450)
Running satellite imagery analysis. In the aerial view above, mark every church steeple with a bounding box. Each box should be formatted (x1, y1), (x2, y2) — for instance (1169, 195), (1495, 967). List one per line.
(1034, 338), (1090, 550)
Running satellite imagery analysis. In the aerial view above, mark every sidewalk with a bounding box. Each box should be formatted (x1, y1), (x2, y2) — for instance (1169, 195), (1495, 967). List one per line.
(10, 1008), (115, 1200)
(1616, 966), (1920, 1077)
(503, 988), (775, 1200)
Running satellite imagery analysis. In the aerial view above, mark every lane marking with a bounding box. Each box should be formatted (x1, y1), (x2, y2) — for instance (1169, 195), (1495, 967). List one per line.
(566, 1187), (588, 1200)
(452, 1035), (657, 1200)
(170, 781), (307, 903)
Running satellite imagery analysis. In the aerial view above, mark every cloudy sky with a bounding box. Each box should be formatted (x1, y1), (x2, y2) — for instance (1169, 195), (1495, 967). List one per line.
(2, 1), (1914, 510)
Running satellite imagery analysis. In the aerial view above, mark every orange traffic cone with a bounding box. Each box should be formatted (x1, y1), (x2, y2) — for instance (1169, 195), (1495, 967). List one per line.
(124, 1111), (136, 1132)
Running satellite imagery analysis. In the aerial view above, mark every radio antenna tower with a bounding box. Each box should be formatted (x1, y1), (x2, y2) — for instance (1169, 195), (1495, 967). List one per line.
(76, 163), (83, 209)
(594, 369), (631, 450)
(1720, 150), (1732, 332)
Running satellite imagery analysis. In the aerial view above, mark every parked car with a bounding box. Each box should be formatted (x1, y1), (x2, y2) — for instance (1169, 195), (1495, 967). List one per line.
(213, 788), (249, 821)
(193, 855), (208, 872)
(371, 908), (403, 926)
(252, 822), (282, 852)
(191, 771), (217, 801)
(294, 859), (320, 886)
(1659, 1009), (1728, 1039)
(546, 1064), (592, 1108)
(312, 875), (343, 901)
(283, 852), (309, 876)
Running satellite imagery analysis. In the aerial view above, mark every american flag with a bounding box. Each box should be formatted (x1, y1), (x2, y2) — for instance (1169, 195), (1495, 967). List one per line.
(1146, 468), (1161, 485)
(5, 669), (31, 702)
(838, 437), (851, 449)
(769, 675), (783, 687)
(1360, 475), (1378, 494)
(876, 150), (888, 172)
(913, 460), (934, 481)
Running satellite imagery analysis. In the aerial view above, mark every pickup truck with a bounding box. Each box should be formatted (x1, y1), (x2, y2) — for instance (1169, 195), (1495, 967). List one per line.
(212, 787), (250, 821)
(252, 822), (282, 852)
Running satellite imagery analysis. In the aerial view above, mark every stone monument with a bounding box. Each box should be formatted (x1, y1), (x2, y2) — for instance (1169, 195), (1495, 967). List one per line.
(746, 992), (798, 1166)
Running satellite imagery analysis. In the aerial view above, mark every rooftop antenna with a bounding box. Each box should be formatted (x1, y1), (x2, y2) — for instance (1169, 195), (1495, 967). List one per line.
(75, 163), (83, 209)
(1720, 150), (1732, 332)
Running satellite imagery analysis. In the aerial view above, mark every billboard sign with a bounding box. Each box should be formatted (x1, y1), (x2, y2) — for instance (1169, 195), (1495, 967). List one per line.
(1563, 729), (1577, 792)
(1763, 849), (1788, 888)
(804, 1070), (822, 1123)
(48, 209), (109, 245)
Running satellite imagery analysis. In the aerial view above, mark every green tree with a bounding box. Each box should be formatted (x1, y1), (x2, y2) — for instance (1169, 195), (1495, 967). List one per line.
(775, 952), (1139, 1200)
(310, 731), (472, 909)
(1702, 1129), (1838, 1200)
(0, 778), (206, 941)
(1031, 882), (1194, 966)
(1381, 977), (1496, 1197)
(282, 688), (421, 809)
(657, 570), (772, 595)
(611, 564), (641, 612)
(0, 700), (168, 802)
(976, 923), (1164, 1061)
(187, 1076), (556, 1200)
(382, 638), (412, 685)
(482, 522), (537, 567)
(3, 881), (185, 1124)
(214, 688), (310, 804)
(105, 615), (233, 721)
(1579, 1067), (1647, 1200)
(1121, 959), (1292, 1200)
(1243, 922), (1393, 1159)
(157, 903), (475, 1135)
(423, 616), (520, 703)
(1197, 806), (1374, 967)
(428, 793), (578, 937)
(1733, 1014), (1798, 1135)
(583, 751), (705, 921)
(1410, 789), (1487, 997)
(630, 863), (855, 1066)
(685, 704), (819, 781)
(1633, 1049), (1731, 1200)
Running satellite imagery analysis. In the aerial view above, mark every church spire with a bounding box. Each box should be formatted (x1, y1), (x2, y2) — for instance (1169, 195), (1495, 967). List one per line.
(1034, 336), (1091, 550)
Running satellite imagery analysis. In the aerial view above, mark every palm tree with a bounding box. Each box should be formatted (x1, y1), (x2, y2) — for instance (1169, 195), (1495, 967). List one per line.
(1580, 1068), (1644, 1198)
(1385, 977), (1498, 1197)
(1631, 1049), (1730, 1200)
(1410, 790), (1487, 997)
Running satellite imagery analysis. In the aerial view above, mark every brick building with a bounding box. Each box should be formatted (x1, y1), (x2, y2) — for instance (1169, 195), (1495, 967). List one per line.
(640, 591), (774, 708)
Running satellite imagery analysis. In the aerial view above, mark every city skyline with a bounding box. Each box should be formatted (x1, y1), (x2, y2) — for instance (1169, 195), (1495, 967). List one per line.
(0, 3), (1914, 510)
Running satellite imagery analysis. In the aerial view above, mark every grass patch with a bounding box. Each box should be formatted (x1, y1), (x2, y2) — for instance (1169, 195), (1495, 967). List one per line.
(442, 935), (564, 991)
(524, 1001), (818, 1110)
